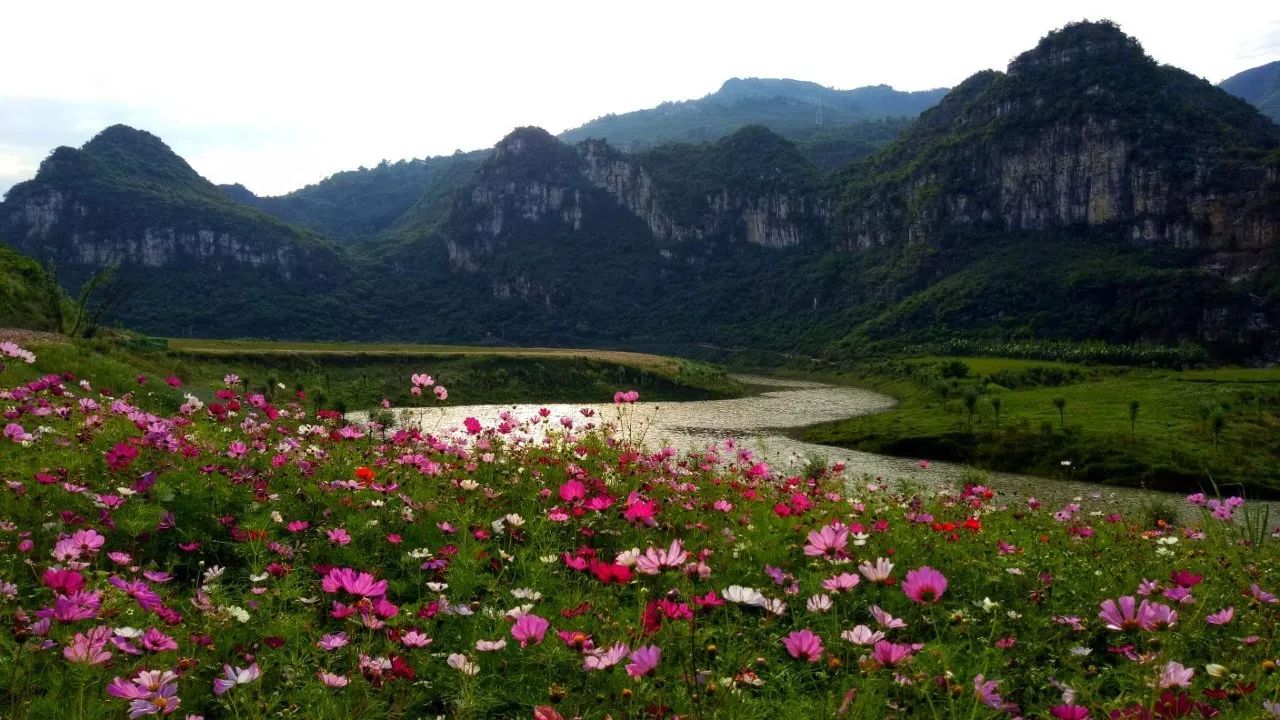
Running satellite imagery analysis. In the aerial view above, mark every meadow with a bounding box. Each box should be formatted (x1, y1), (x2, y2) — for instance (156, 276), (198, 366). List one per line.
(1, 338), (1278, 719)
(801, 356), (1280, 498)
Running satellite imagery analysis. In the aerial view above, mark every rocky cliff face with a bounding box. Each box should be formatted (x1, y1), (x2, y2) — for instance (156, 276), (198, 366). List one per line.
(440, 128), (830, 274)
(578, 139), (829, 248)
(4, 187), (305, 278)
(840, 21), (1280, 266)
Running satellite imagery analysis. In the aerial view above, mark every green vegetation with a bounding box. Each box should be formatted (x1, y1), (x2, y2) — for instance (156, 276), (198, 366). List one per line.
(1218, 59), (1280, 123)
(18, 334), (744, 414)
(801, 356), (1280, 497)
(0, 244), (65, 330)
(560, 76), (943, 161)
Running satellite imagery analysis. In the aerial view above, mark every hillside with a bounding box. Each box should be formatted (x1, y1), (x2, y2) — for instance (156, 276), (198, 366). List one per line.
(0, 244), (64, 331)
(0, 126), (354, 337)
(559, 78), (945, 157)
(221, 150), (487, 244)
(1220, 59), (1280, 123)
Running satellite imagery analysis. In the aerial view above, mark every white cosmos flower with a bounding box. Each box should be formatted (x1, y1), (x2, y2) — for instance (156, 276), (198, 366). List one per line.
(763, 598), (788, 616)
(722, 585), (766, 606)
(113, 627), (143, 639)
(615, 548), (641, 567)
(447, 653), (479, 675)
(806, 594), (833, 613)
(511, 588), (542, 601)
(840, 625), (884, 646)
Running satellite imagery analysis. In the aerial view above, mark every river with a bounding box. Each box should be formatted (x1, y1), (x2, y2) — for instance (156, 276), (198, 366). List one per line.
(375, 375), (1231, 512)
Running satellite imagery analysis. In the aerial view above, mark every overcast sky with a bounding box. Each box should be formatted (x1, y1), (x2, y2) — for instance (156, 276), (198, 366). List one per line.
(3, 1), (1278, 197)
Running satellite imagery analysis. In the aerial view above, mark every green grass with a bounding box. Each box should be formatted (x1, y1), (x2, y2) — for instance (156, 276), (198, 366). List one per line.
(801, 356), (1280, 496)
(22, 335), (745, 413)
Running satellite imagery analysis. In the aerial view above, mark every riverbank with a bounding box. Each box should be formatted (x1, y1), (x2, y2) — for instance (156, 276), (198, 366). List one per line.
(14, 334), (746, 414)
(797, 356), (1280, 498)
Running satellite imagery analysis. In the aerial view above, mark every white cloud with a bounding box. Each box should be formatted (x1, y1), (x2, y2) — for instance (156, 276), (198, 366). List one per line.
(2, 0), (1277, 196)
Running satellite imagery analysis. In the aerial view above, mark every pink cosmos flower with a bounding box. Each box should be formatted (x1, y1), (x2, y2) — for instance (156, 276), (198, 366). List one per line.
(822, 573), (861, 592)
(1098, 596), (1141, 630)
(1050, 705), (1091, 720)
(870, 640), (915, 666)
(1158, 661), (1194, 688)
(781, 629), (824, 662)
(858, 557), (894, 583)
(840, 625), (885, 646)
(63, 625), (112, 665)
(803, 523), (850, 561)
(475, 639), (507, 652)
(1249, 584), (1278, 604)
(321, 568), (388, 597)
(635, 540), (688, 575)
(213, 663), (261, 696)
(317, 671), (349, 688)
(400, 630), (432, 648)
(53, 528), (106, 561)
(973, 675), (1005, 710)
(326, 528), (352, 546)
(140, 627), (178, 653)
(1205, 607), (1234, 625)
(511, 614), (549, 648)
(902, 566), (947, 604)
(584, 643), (630, 671)
(625, 645), (661, 677)
(870, 605), (907, 630)
(108, 576), (163, 611)
(317, 632), (349, 651)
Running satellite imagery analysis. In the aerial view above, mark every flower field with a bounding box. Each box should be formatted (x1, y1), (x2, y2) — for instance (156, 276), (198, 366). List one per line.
(1, 342), (1278, 719)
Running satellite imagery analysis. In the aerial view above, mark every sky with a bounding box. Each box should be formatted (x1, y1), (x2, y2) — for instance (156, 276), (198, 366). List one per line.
(2, 1), (1278, 197)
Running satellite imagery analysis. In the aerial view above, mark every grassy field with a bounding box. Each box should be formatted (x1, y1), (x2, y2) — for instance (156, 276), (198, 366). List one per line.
(801, 356), (1280, 497)
(16, 334), (745, 413)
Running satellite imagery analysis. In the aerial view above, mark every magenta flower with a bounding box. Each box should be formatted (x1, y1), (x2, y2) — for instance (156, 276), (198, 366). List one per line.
(625, 645), (661, 677)
(781, 629), (824, 662)
(213, 663), (261, 696)
(1050, 705), (1091, 719)
(52, 528), (106, 561)
(1098, 596), (1141, 631)
(63, 625), (112, 665)
(1205, 607), (1234, 626)
(511, 613), (550, 648)
(316, 632), (349, 651)
(973, 675), (1004, 710)
(51, 590), (103, 622)
(108, 576), (163, 611)
(803, 523), (850, 560)
(902, 566), (948, 604)
(140, 627), (178, 653)
(870, 640), (916, 666)
(326, 528), (352, 546)
(321, 568), (387, 598)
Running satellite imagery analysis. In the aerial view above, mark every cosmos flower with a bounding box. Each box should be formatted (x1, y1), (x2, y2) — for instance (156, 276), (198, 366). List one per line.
(902, 566), (947, 604)
(781, 629), (824, 662)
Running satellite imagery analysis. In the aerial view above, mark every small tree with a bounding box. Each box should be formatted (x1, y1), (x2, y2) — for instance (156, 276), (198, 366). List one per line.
(1052, 397), (1067, 431)
(1210, 411), (1226, 449)
(68, 265), (130, 339)
(990, 395), (1002, 428)
(963, 390), (979, 432)
(1128, 400), (1140, 442)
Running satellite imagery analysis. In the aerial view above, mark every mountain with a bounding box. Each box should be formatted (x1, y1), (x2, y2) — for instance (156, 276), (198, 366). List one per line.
(0, 125), (353, 337)
(233, 80), (925, 239)
(1220, 60), (1280, 123)
(832, 20), (1280, 353)
(2, 21), (1278, 359)
(220, 150), (487, 244)
(559, 78), (946, 159)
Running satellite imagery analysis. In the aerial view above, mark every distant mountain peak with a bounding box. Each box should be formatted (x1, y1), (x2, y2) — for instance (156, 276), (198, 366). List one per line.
(1009, 20), (1150, 76)
(1219, 59), (1280, 123)
(495, 126), (560, 156)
